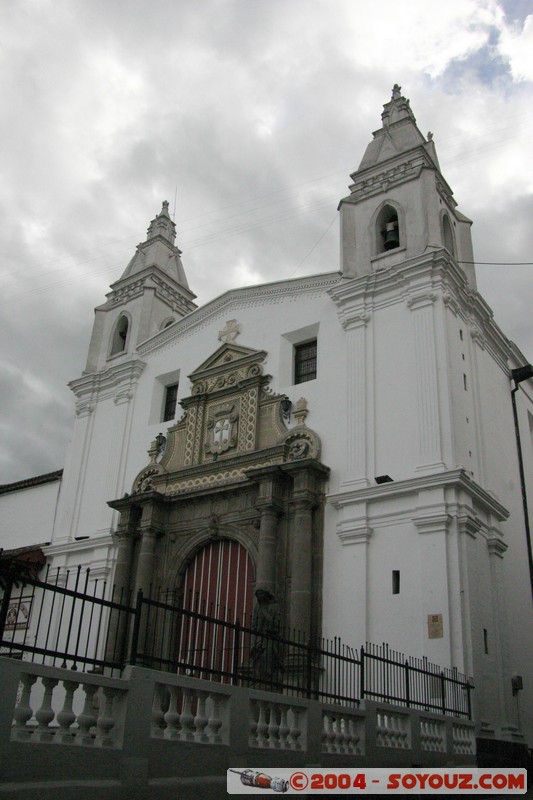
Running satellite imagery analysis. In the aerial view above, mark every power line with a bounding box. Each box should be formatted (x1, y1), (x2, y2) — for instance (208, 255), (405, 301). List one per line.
(460, 260), (533, 266)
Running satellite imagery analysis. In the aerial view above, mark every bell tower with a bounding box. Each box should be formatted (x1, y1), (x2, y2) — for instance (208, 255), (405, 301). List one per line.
(339, 85), (476, 288)
(85, 201), (197, 373)
(53, 203), (197, 543)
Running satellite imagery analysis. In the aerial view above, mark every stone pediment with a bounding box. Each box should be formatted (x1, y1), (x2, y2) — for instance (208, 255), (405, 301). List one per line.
(189, 343), (267, 385)
(129, 339), (323, 498)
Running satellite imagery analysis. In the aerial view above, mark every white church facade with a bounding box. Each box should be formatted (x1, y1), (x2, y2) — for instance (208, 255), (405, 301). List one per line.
(1, 86), (532, 750)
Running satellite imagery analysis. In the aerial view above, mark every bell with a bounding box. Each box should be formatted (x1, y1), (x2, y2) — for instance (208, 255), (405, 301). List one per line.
(384, 221), (399, 250)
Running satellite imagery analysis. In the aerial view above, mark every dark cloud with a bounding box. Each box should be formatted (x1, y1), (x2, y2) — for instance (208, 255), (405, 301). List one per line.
(0, 0), (531, 483)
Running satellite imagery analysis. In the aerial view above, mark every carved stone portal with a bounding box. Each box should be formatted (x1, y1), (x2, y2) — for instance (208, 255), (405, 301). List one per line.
(110, 338), (329, 649)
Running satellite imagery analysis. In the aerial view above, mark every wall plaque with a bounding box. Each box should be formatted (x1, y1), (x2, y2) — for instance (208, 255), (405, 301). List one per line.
(427, 613), (443, 639)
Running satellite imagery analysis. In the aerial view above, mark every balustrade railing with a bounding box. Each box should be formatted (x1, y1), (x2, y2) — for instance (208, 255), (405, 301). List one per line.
(0, 567), (473, 718)
(10, 663), (126, 747)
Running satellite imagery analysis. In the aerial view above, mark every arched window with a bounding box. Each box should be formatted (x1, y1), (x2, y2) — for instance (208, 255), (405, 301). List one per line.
(376, 204), (400, 253)
(176, 539), (255, 678)
(160, 317), (175, 330)
(442, 214), (455, 256)
(110, 314), (129, 356)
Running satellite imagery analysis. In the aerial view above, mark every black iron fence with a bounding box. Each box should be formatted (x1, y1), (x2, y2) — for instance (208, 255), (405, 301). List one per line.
(0, 566), (473, 718)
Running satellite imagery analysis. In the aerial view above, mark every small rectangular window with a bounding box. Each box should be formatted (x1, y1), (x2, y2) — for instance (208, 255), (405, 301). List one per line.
(294, 339), (317, 384)
(163, 383), (179, 422)
(463, 373), (468, 391)
(392, 570), (400, 595)
(483, 628), (489, 654)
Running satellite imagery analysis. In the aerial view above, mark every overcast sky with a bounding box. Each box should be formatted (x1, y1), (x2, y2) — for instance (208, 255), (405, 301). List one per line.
(0, 0), (532, 484)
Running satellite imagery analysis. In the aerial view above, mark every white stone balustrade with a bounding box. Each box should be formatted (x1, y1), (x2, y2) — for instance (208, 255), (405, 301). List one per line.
(322, 710), (363, 754)
(10, 664), (126, 747)
(248, 697), (305, 750)
(1, 656), (479, 793)
(453, 722), (475, 754)
(375, 708), (410, 748)
(152, 680), (230, 744)
(420, 717), (446, 752)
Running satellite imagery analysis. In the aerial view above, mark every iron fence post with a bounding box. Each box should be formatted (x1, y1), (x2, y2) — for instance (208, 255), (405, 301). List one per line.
(360, 645), (365, 701)
(404, 660), (410, 707)
(129, 589), (143, 666)
(440, 671), (446, 715)
(232, 618), (241, 682)
(466, 680), (473, 720)
(306, 641), (313, 699)
(0, 572), (14, 639)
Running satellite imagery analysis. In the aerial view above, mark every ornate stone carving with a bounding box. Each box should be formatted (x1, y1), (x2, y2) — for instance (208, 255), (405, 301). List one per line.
(205, 403), (239, 455)
(133, 465), (163, 494)
(277, 397), (321, 462)
(287, 439), (310, 461)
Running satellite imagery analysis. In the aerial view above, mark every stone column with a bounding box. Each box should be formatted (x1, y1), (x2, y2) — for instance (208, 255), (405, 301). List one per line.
(255, 504), (281, 595)
(288, 493), (314, 638)
(282, 461), (329, 641)
(253, 467), (284, 596)
(134, 528), (158, 598)
(105, 508), (138, 665)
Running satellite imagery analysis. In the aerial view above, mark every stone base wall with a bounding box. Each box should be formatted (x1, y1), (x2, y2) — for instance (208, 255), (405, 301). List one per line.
(0, 657), (479, 798)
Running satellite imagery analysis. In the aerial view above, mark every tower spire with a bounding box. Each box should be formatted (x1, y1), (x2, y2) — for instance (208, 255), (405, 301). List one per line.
(119, 200), (191, 290)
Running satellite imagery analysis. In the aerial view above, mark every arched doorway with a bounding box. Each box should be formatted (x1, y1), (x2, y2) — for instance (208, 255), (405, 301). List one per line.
(177, 539), (255, 679)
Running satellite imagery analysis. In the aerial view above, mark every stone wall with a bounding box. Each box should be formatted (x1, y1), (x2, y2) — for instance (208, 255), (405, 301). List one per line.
(0, 656), (476, 799)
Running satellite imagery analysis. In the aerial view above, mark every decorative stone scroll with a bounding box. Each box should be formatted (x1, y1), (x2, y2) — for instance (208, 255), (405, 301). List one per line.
(129, 344), (322, 497)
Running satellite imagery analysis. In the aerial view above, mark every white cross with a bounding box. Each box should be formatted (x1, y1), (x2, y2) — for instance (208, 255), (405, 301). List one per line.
(218, 319), (241, 343)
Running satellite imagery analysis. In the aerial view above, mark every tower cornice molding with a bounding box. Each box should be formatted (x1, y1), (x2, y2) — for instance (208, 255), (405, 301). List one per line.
(328, 468), (509, 522)
(333, 249), (512, 373)
(104, 263), (197, 307)
(70, 359), (146, 399)
(336, 522), (373, 546)
(342, 146), (454, 208)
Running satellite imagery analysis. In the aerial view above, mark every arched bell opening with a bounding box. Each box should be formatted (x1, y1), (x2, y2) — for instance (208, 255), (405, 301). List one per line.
(109, 313), (130, 356)
(375, 203), (401, 254)
(442, 213), (456, 256)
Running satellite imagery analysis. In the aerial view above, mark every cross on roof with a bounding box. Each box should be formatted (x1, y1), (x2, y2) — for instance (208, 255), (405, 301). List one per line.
(218, 319), (241, 343)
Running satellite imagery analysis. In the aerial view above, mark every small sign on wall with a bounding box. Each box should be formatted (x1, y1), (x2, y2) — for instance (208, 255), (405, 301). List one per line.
(5, 598), (32, 631)
(427, 613), (443, 639)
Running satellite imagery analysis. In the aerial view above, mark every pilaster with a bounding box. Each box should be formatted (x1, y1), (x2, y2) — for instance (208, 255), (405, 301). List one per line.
(407, 292), (446, 474)
(282, 461), (328, 638)
(329, 280), (373, 488)
(255, 470), (285, 596)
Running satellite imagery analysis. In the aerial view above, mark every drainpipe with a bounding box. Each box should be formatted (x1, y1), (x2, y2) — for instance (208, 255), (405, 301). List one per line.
(510, 365), (533, 602)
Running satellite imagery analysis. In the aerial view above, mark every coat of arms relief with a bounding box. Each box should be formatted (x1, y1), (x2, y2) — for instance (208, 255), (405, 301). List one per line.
(205, 402), (239, 455)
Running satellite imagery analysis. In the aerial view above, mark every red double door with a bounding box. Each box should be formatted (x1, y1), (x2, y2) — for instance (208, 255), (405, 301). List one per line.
(177, 539), (255, 678)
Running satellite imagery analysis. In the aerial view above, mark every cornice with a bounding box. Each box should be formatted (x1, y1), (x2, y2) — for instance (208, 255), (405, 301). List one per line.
(70, 359), (146, 399)
(330, 249), (513, 373)
(0, 469), (63, 496)
(43, 533), (114, 559)
(107, 262), (196, 303)
(344, 147), (442, 204)
(487, 536), (508, 558)
(138, 272), (341, 356)
(327, 468), (509, 522)
(336, 521), (373, 546)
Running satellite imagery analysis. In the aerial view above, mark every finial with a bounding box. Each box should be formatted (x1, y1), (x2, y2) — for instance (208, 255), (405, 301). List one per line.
(293, 398), (309, 426)
(161, 200), (170, 216)
(427, 131), (433, 141)
(392, 84), (402, 100)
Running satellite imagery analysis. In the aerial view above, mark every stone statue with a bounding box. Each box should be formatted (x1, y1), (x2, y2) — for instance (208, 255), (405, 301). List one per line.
(250, 589), (282, 686)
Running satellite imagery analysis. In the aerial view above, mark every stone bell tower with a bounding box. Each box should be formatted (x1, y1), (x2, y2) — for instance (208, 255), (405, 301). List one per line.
(85, 201), (197, 374)
(53, 204), (197, 544)
(339, 84), (476, 289)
